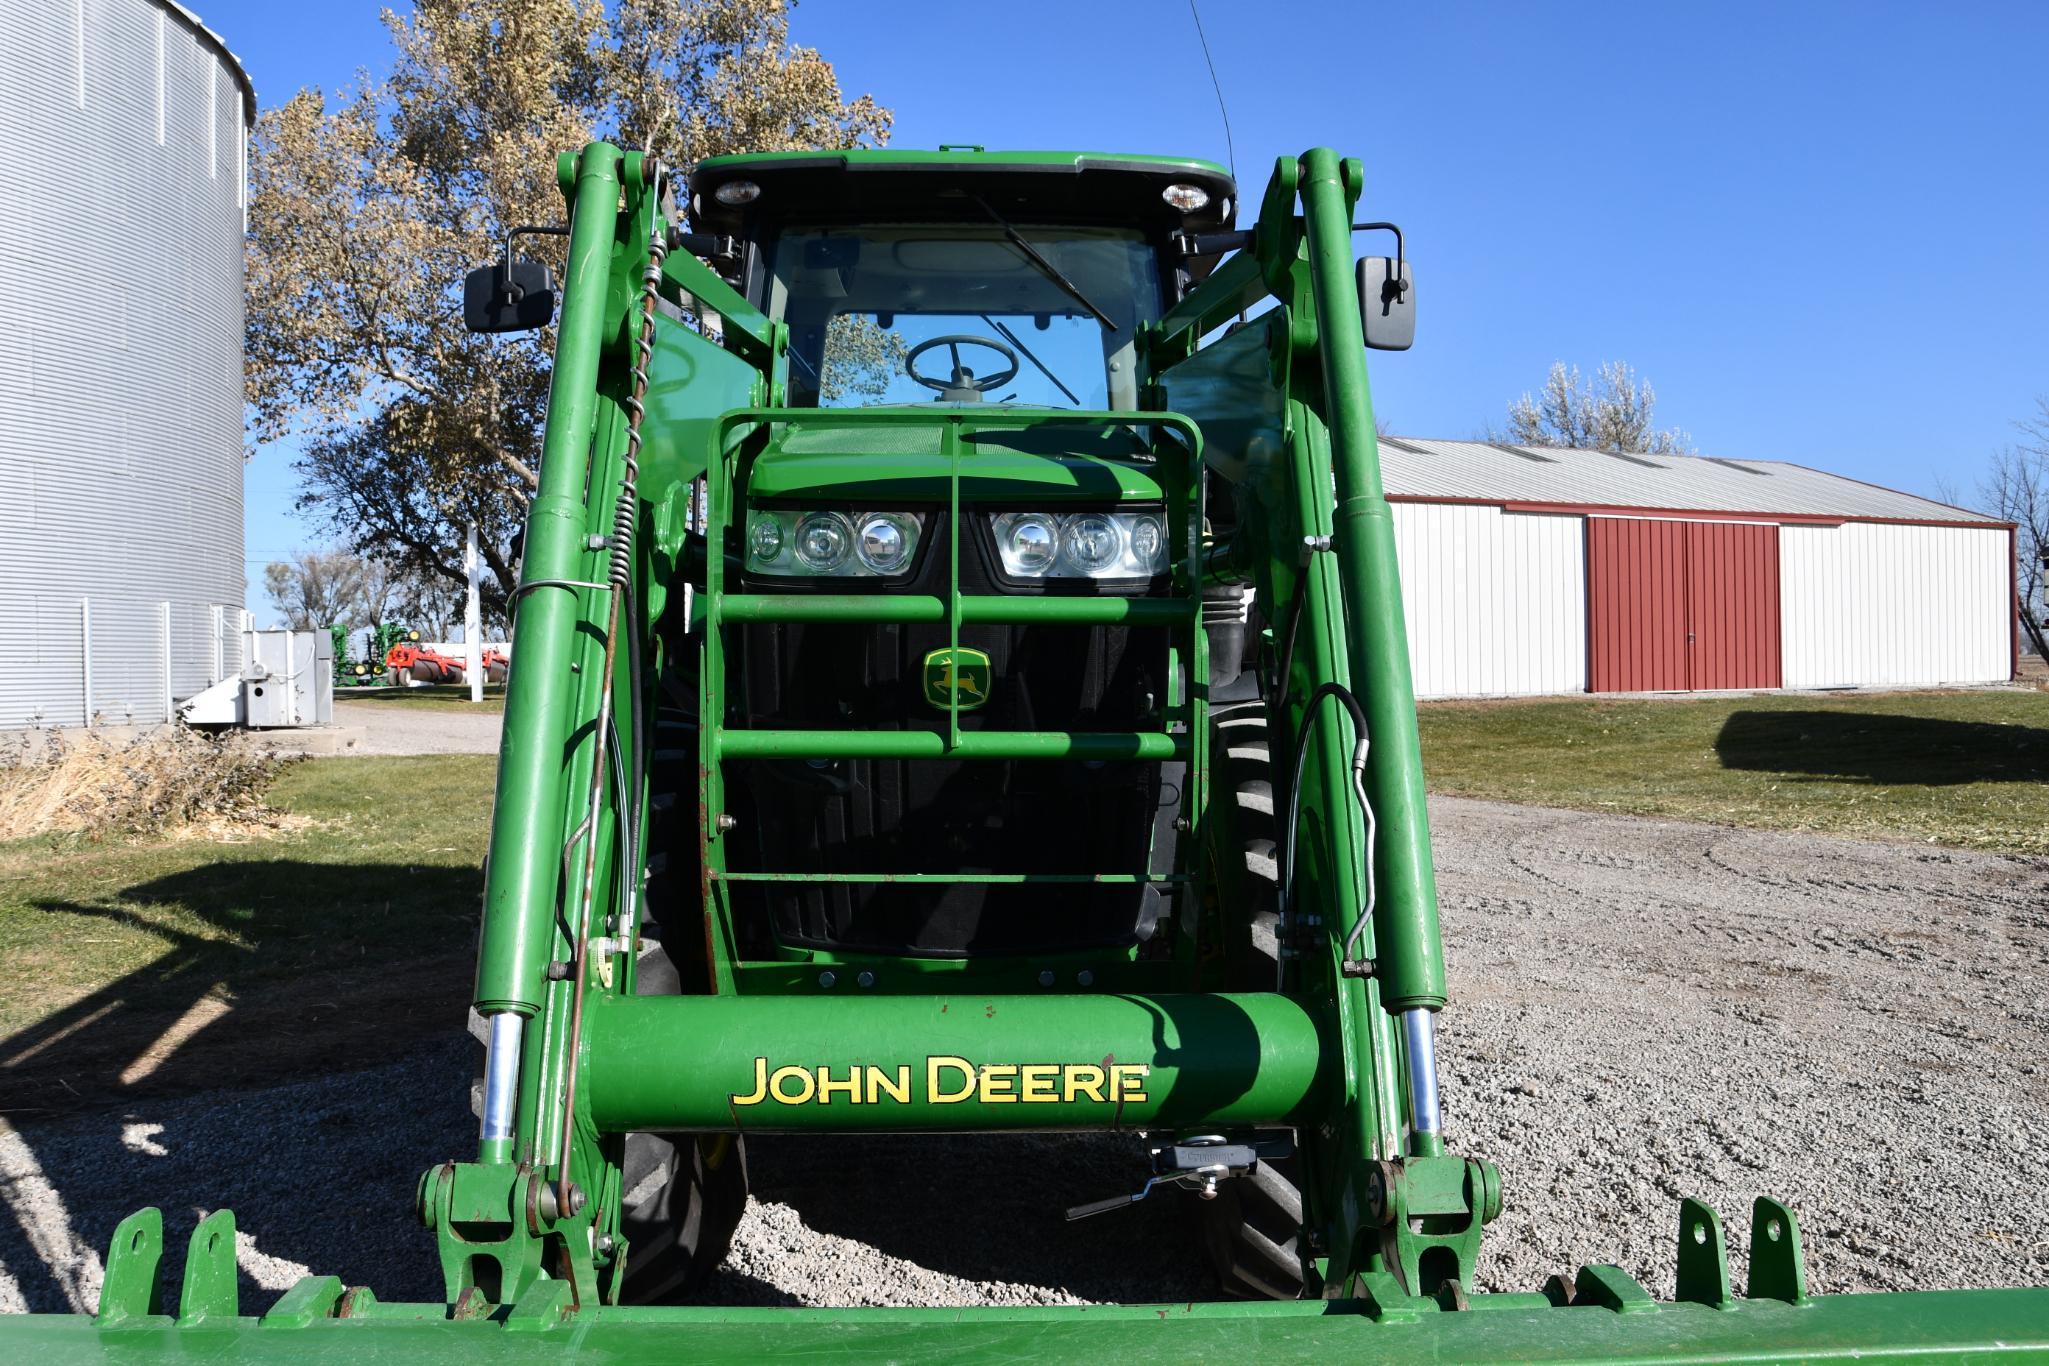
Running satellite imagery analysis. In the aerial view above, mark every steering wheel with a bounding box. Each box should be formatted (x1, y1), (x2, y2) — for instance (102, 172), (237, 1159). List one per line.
(904, 334), (1021, 401)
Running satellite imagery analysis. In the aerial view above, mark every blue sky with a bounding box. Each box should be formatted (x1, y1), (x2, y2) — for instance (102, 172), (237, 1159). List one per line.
(219, 0), (2049, 614)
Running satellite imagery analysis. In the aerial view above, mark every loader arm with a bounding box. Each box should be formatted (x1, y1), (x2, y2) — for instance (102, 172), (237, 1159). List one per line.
(19, 141), (2048, 1360)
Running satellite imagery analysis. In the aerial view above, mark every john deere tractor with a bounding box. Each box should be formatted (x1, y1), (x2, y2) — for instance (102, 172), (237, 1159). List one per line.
(18, 144), (2045, 1359)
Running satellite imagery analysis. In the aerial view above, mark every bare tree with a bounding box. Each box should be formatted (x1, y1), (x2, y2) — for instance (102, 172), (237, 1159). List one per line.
(262, 549), (374, 629)
(1978, 397), (2049, 661)
(296, 402), (530, 623)
(1500, 361), (1694, 455)
(392, 572), (463, 640)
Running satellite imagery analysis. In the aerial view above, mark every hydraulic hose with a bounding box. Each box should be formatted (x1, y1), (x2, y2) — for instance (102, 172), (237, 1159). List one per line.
(1270, 567), (1309, 722)
(1275, 679), (1444, 1152)
(616, 569), (646, 951)
(1276, 681), (1374, 990)
(555, 224), (668, 1212)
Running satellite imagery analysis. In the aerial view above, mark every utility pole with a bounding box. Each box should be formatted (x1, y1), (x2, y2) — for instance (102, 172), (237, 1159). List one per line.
(465, 525), (484, 704)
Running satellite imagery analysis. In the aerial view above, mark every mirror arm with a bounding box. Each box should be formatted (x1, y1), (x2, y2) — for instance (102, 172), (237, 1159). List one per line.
(1352, 221), (1407, 306)
(1173, 228), (1254, 258)
(504, 223), (570, 261)
(496, 225), (570, 307)
(668, 230), (740, 262)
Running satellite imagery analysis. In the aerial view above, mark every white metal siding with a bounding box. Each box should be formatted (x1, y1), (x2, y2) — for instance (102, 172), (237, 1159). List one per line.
(1780, 523), (2011, 688)
(0, 0), (249, 728)
(1392, 503), (1587, 699)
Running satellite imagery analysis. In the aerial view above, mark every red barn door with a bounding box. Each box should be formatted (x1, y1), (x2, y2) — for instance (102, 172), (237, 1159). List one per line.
(1685, 521), (1782, 689)
(1588, 517), (1691, 691)
(1588, 517), (1782, 692)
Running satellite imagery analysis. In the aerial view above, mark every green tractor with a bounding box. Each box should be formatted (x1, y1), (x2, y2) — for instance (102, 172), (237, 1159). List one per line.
(19, 144), (2046, 1358)
(330, 621), (409, 688)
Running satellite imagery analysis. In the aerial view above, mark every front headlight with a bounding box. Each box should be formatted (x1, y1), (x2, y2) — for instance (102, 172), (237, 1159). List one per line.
(991, 510), (1169, 579)
(746, 509), (926, 578)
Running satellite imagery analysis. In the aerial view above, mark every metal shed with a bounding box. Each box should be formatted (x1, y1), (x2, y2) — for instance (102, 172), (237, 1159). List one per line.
(1375, 438), (2013, 700)
(0, 0), (253, 728)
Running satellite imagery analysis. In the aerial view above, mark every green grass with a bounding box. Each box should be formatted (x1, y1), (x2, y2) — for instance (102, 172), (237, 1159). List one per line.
(1418, 688), (2049, 855)
(337, 684), (506, 713)
(0, 755), (495, 1040)
(6, 690), (2039, 1103)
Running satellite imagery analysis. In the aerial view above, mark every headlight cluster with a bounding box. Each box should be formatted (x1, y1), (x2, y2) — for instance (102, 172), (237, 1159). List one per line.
(747, 509), (925, 577)
(991, 511), (1168, 580)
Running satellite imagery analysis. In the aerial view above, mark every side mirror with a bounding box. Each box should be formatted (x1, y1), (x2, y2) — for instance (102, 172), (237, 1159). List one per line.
(1357, 255), (1414, 352)
(463, 256), (556, 334)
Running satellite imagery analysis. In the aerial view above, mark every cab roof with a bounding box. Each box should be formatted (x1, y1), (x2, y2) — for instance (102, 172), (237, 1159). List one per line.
(688, 148), (1238, 237)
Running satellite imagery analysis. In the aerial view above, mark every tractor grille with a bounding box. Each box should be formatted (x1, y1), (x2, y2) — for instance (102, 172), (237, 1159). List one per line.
(725, 513), (1172, 956)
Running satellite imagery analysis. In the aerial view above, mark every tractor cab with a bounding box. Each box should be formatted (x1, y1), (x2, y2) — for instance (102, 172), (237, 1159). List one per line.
(687, 149), (1236, 411)
(671, 150), (1237, 966)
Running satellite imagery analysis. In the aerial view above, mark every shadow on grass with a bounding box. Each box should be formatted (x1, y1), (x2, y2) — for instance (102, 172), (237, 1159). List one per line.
(1715, 710), (2049, 786)
(1, 859), (480, 1114)
(0, 860), (482, 1315)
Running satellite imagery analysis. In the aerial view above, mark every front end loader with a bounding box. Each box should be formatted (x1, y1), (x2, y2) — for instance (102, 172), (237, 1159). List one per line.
(13, 143), (2047, 1360)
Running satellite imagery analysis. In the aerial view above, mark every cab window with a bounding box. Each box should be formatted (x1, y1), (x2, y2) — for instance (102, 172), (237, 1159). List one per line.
(766, 226), (1161, 411)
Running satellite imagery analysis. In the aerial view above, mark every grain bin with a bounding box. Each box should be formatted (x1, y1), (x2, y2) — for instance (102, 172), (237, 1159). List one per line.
(0, 0), (253, 727)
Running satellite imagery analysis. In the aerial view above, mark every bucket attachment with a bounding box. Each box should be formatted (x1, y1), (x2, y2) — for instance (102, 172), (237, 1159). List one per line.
(17, 1195), (2042, 1359)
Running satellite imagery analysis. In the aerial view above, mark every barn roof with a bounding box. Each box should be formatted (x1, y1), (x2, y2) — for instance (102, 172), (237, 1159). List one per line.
(1375, 438), (2000, 526)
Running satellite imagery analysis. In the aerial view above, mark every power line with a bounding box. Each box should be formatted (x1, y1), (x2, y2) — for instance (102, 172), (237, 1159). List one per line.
(1186, 0), (1236, 185)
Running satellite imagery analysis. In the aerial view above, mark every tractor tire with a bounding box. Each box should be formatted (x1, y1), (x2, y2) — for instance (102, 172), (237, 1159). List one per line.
(616, 939), (749, 1302)
(1210, 697), (1282, 993)
(617, 1129), (748, 1302)
(1199, 698), (1308, 1299)
(1201, 1145), (1307, 1299)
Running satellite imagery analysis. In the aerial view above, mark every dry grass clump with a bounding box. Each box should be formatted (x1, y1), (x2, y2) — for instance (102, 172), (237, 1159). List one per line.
(0, 727), (302, 841)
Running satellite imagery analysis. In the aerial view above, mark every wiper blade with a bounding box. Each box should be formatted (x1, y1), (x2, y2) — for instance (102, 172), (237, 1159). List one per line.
(970, 194), (1120, 333)
(979, 313), (1081, 406)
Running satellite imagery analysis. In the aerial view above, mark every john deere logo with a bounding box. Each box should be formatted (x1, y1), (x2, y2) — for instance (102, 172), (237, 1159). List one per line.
(922, 647), (991, 711)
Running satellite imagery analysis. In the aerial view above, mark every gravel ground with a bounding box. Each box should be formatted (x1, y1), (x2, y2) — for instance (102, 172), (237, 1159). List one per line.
(3, 796), (2044, 1314)
(337, 702), (504, 756)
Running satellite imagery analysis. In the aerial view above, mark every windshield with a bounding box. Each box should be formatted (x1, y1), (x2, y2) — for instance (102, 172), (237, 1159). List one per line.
(766, 226), (1161, 410)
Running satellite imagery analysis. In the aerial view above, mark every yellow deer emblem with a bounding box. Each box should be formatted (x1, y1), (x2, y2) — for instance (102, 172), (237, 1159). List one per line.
(922, 647), (991, 711)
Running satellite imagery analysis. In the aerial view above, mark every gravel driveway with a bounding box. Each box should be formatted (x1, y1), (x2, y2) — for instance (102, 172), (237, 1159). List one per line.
(3, 797), (2044, 1313)
(339, 701), (504, 756)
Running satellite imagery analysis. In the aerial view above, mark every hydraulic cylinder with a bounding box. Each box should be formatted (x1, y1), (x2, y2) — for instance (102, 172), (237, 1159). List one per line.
(472, 144), (633, 1021)
(1295, 148), (1448, 1017)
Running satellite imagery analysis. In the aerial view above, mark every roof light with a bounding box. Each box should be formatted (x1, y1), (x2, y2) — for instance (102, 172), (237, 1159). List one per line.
(713, 180), (761, 206)
(1162, 183), (1210, 212)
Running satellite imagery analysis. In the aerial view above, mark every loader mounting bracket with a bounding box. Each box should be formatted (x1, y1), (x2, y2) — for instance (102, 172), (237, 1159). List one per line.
(418, 1161), (599, 1315)
(1355, 1155), (1501, 1299)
